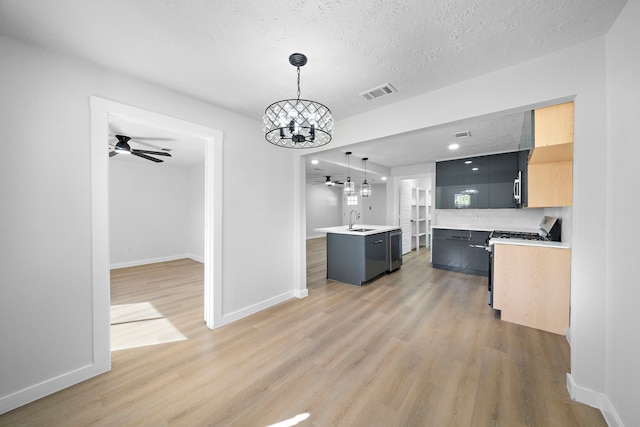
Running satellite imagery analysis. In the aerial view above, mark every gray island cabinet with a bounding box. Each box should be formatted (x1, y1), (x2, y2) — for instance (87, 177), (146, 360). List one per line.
(315, 225), (402, 286)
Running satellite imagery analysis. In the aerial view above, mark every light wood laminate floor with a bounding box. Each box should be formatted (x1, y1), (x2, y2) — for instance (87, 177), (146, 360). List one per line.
(0, 239), (605, 426)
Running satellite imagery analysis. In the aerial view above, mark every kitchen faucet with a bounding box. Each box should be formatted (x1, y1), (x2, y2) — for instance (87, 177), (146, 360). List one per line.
(349, 210), (361, 230)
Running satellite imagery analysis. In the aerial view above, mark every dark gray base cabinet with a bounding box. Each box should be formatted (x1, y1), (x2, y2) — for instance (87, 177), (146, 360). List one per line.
(432, 228), (489, 276)
(327, 232), (389, 285)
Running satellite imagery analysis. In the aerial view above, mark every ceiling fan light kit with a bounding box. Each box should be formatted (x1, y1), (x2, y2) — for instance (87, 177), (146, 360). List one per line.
(110, 135), (172, 163)
(263, 53), (333, 149)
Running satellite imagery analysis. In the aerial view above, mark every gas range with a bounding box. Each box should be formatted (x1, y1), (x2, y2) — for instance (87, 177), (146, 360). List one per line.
(489, 230), (548, 241)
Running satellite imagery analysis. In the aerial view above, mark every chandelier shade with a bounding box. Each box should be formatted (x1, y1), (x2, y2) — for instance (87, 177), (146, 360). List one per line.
(344, 151), (355, 195)
(263, 53), (333, 148)
(360, 157), (371, 197)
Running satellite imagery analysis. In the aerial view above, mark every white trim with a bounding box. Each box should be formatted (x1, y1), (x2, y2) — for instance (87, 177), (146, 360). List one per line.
(218, 291), (301, 327)
(294, 289), (309, 298)
(601, 395), (625, 427)
(88, 98), (223, 360)
(188, 254), (205, 264)
(306, 234), (326, 240)
(0, 364), (106, 414)
(109, 254), (199, 270)
(566, 373), (624, 426)
(293, 155), (308, 298)
(90, 97), (224, 330)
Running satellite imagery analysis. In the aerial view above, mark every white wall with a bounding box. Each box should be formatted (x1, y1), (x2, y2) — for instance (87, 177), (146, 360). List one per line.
(109, 160), (200, 267)
(307, 35), (612, 418)
(360, 183), (387, 225)
(306, 184), (343, 238)
(605, 1), (640, 425)
(0, 35), (297, 412)
(187, 163), (205, 261)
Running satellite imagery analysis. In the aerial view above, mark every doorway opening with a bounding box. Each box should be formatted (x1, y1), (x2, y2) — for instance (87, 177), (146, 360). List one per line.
(90, 97), (223, 369)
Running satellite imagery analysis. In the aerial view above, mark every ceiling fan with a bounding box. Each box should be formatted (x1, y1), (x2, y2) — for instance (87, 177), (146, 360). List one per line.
(311, 176), (343, 186)
(109, 135), (172, 163)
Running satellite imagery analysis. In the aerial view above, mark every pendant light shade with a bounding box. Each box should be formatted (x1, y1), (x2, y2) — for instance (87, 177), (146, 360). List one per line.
(344, 152), (355, 194)
(263, 53), (334, 148)
(360, 157), (371, 197)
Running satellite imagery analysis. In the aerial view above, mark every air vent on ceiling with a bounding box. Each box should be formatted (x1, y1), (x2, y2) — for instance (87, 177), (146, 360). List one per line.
(359, 83), (397, 101)
(454, 131), (471, 138)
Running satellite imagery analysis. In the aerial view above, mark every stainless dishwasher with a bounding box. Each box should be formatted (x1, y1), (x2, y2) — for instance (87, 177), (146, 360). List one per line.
(388, 229), (403, 272)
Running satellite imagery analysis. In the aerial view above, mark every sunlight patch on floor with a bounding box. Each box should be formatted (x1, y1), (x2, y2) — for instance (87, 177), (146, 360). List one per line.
(110, 302), (187, 351)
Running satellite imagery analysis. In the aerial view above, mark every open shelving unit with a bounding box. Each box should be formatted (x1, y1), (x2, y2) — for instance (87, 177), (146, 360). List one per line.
(411, 187), (431, 251)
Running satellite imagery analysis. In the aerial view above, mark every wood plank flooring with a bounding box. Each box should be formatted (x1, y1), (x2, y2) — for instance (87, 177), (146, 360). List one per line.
(0, 239), (605, 426)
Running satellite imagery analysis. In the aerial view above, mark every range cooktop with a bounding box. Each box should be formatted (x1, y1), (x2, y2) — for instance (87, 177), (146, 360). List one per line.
(490, 230), (547, 241)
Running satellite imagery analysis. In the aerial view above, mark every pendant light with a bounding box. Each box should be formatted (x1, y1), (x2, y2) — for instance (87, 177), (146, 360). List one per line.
(263, 53), (334, 148)
(360, 157), (371, 197)
(344, 152), (355, 195)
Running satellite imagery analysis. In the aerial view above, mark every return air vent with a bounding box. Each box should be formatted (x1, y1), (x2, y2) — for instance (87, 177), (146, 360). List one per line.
(359, 83), (397, 101)
(454, 130), (471, 138)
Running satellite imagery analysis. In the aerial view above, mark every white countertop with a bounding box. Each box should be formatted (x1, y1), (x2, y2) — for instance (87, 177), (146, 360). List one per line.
(432, 225), (538, 233)
(432, 224), (495, 232)
(314, 225), (401, 236)
(490, 238), (571, 249)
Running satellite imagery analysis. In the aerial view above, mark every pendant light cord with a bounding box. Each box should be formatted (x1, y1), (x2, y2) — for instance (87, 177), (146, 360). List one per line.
(297, 67), (301, 102)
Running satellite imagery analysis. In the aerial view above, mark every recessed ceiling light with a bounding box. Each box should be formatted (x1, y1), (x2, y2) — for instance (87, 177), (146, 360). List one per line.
(465, 160), (472, 164)
(381, 176), (387, 181)
(311, 159), (319, 165)
(449, 143), (459, 150)
(472, 167), (479, 171)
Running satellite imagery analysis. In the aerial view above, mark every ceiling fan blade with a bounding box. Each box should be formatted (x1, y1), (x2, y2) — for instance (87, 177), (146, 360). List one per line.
(132, 149), (171, 157)
(109, 151), (118, 157)
(132, 151), (163, 163)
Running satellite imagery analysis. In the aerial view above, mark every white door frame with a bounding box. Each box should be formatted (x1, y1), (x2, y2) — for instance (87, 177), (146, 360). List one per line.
(90, 97), (223, 369)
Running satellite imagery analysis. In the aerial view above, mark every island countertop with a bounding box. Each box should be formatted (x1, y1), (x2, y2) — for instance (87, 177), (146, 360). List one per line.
(314, 225), (401, 236)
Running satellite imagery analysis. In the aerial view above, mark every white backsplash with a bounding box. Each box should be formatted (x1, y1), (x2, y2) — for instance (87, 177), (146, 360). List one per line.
(435, 208), (547, 231)
(434, 207), (572, 244)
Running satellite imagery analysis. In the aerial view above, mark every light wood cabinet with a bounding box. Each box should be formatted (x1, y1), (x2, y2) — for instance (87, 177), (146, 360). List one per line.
(526, 101), (574, 207)
(492, 243), (571, 335)
(533, 101), (574, 148)
(527, 161), (573, 207)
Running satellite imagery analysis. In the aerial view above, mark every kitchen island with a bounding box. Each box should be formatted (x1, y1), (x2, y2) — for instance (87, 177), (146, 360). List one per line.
(314, 225), (402, 286)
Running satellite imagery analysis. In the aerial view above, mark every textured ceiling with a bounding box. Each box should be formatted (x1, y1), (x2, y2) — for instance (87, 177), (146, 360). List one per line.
(0, 0), (627, 171)
(0, 0), (626, 121)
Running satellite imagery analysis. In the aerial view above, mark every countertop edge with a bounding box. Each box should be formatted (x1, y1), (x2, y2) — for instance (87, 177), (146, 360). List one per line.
(314, 225), (402, 236)
(490, 238), (571, 249)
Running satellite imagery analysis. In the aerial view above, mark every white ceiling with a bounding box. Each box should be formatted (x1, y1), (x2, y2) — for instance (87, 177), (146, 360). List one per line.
(0, 0), (627, 171)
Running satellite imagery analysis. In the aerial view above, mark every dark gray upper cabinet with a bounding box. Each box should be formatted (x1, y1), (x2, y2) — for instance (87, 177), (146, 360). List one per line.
(489, 152), (518, 209)
(463, 156), (490, 209)
(436, 152), (519, 209)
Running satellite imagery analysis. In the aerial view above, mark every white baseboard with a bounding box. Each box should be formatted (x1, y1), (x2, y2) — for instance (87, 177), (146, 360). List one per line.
(306, 234), (325, 240)
(110, 254), (193, 269)
(0, 362), (109, 415)
(294, 289), (309, 298)
(566, 373), (625, 427)
(218, 290), (299, 327)
(601, 394), (625, 427)
(188, 254), (204, 263)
